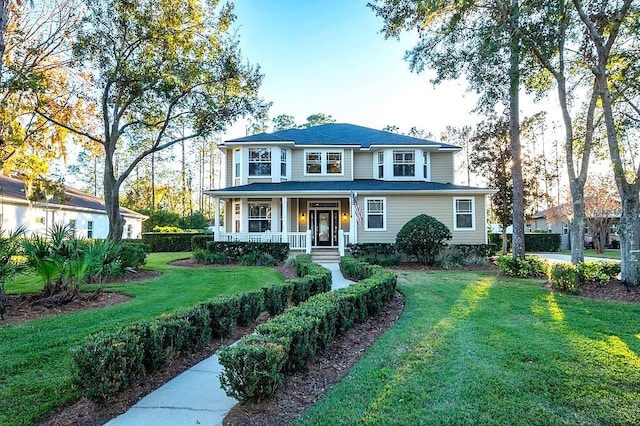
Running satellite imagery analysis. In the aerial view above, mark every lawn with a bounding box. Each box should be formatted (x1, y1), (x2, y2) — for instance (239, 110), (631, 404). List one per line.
(299, 270), (640, 425)
(0, 252), (284, 426)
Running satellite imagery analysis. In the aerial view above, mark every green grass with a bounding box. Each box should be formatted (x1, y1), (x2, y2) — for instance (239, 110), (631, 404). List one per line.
(0, 252), (284, 426)
(558, 249), (621, 260)
(299, 270), (640, 425)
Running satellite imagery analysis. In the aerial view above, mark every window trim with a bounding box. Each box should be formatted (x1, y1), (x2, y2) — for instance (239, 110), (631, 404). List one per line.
(364, 197), (386, 231)
(392, 150), (416, 178)
(248, 201), (272, 233)
(423, 151), (431, 180)
(453, 197), (475, 231)
(303, 149), (345, 176)
(248, 147), (272, 177)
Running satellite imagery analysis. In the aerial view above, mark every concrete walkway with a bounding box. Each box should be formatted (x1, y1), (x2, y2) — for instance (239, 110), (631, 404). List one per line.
(106, 263), (354, 426)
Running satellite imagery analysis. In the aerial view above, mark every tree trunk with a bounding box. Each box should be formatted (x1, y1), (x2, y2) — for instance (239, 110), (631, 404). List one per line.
(569, 193), (585, 264)
(501, 227), (508, 255)
(509, 0), (525, 259)
(619, 192), (640, 286)
(104, 146), (124, 241)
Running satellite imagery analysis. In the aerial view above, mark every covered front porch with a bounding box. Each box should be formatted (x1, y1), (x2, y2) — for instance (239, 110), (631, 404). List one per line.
(210, 196), (358, 256)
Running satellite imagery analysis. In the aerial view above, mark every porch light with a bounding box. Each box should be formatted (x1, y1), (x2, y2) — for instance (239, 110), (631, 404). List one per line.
(343, 212), (349, 221)
(300, 212), (306, 221)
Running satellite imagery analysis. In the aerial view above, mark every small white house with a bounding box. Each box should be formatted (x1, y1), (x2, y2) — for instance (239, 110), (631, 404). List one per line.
(0, 175), (147, 239)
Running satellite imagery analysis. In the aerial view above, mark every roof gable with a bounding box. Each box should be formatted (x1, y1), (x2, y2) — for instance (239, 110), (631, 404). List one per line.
(225, 123), (460, 150)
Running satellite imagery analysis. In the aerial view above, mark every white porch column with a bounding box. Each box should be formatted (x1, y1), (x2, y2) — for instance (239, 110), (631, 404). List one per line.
(306, 229), (312, 254)
(282, 197), (289, 244)
(214, 197), (220, 241)
(350, 195), (358, 244)
(338, 229), (345, 256)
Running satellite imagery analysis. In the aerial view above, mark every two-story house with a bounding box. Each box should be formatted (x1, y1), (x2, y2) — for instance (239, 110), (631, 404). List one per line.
(205, 123), (493, 256)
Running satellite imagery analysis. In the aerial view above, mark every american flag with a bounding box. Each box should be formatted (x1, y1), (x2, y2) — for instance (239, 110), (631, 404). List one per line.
(351, 191), (363, 225)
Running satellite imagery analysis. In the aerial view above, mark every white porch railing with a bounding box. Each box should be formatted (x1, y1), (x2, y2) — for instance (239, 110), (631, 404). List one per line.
(217, 231), (352, 256)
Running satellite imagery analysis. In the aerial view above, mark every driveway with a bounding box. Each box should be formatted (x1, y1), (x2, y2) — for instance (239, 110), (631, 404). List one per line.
(532, 253), (620, 264)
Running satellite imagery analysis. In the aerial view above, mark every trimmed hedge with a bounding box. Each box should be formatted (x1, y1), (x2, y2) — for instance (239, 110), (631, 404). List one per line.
(142, 232), (206, 252)
(70, 254), (331, 400)
(490, 233), (561, 253)
(205, 242), (289, 263)
(218, 257), (397, 402)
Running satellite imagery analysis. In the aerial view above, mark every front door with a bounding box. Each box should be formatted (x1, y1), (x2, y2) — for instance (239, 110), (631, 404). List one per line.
(315, 210), (332, 246)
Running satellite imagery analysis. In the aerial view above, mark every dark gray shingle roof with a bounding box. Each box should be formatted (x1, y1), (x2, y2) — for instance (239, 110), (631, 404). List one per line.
(226, 123), (460, 150)
(207, 179), (492, 195)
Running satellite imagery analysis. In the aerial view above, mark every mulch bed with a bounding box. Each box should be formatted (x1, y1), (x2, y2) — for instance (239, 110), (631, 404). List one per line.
(545, 279), (640, 303)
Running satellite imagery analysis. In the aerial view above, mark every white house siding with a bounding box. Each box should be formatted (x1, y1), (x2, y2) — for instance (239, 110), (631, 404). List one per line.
(291, 149), (353, 181)
(225, 153), (233, 187)
(353, 152), (373, 180)
(430, 152), (455, 183)
(355, 194), (487, 245)
(0, 201), (143, 239)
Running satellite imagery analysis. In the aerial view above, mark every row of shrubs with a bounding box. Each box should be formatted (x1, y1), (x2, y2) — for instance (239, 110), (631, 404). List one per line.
(191, 241), (290, 266)
(69, 255), (331, 400)
(496, 255), (621, 294)
(346, 242), (490, 268)
(548, 261), (621, 293)
(489, 233), (561, 253)
(217, 256), (397, 402)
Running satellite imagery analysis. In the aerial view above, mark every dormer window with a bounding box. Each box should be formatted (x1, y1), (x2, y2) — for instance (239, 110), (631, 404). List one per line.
(249, 148), (271, 177)
(393, 150), (415, 177)
(305, 150), (344, 175)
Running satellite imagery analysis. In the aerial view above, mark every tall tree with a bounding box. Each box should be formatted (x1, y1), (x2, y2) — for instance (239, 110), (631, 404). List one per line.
(573, 0), (640, 285)
(440, 125), (472, 185)
(301, 112), (335, 128)
(44, 0), (267, 240)
(1, 1), (83, 180)
(369, 0), (528, 258)
(272, 114), (295, 131)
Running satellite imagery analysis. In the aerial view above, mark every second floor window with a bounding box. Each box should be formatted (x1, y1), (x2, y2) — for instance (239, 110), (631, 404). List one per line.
(249, 148), (271, 176)
(423, 151), (429, 179)
(377, 151), (384, 178)
(281, 150), (287, 177)
(234, 149), (241, 178)
(305, 151), (343, 175)
(393, 150), (415, 177)
(306, 152), (322, 174)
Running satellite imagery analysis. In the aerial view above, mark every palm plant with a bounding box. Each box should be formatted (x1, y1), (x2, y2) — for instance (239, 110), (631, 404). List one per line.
(0, 226), (27, 319)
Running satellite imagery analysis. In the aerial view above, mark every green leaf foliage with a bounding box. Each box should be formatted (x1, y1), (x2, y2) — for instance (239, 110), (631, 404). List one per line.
(395, 214), (452, 266)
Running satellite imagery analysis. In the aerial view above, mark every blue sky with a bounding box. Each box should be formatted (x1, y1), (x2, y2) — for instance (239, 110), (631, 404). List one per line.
(223, 0), (480, 139)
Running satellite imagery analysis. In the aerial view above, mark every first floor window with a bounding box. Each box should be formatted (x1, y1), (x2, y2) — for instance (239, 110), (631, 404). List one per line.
(87, 221), (94, 238)
(454, 198), (474, 230)
(234, 203), (241, 233)
(127, 224), (132, 239)
(393, 150), (415, 177)
(365, 198), (385, 230)
(69, 219), (76, 237)
(248, 202), (271, 232)
(249, 148), (271, 176)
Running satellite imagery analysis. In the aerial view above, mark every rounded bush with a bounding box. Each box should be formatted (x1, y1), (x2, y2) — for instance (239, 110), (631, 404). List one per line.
(395, 214), (452, 266)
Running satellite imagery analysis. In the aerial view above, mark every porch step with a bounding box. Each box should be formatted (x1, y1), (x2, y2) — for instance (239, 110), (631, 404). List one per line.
(311, 249), (341, 264)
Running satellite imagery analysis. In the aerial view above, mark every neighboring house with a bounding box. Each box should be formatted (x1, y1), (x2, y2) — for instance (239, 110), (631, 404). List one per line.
(529, 205), (620, 250)
(204, 123), (494, 255)
(0, 175), (146, 239)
